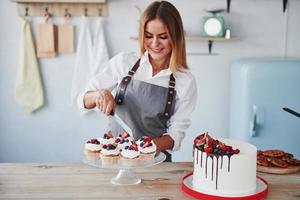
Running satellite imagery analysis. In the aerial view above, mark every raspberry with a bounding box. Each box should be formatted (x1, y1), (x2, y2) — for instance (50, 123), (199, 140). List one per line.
(121, 132), (129, 139)
(143, 142), (150, 148)
(107, 132), (114, 138)
(144, 137), (152, 143)
(131, 144), (138, 151)
(102, 144), (107, 149)
(115, 138), (121, 143)
(204, 146), (213, 153)
(234, 149), (240, 154)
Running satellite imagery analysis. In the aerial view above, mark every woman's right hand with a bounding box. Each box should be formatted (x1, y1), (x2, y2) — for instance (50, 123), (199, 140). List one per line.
(83, 90), (115, 115)
(95, 89), (116, 115)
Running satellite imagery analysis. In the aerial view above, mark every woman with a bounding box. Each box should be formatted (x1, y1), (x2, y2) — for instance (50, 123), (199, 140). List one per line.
(78, 1), (197, 161)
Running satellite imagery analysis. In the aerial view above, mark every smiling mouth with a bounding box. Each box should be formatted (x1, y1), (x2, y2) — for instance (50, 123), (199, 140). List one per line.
(150, 48), (163, 53)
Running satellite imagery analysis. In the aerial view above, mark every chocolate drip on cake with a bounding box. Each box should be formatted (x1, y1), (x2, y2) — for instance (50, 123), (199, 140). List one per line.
(201, 151), (203, 168)
(196, 148), (199, 164)
(211, 155), (214, 181)
(193, 133), (240, 190)
(195, 147), (235, 190)
(221, 156), (223, 169)
(216, 155), (219, 190)
(205, 154), (208, 179)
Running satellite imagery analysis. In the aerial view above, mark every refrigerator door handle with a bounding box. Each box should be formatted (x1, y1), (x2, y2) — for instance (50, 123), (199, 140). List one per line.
(250, 105), (257, 137)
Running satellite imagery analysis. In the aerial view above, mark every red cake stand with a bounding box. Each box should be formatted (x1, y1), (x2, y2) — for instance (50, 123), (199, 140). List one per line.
(182, 173), (268, 200)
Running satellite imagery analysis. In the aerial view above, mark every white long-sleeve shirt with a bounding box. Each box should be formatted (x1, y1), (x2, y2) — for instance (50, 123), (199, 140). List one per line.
(77, 52), (198, 151)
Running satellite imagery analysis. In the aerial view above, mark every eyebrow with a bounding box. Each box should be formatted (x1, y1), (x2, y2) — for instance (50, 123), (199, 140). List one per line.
(145, 31), (167, 36)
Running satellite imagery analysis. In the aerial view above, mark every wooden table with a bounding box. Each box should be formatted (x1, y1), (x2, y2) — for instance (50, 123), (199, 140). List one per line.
(0, 162), (299, 199)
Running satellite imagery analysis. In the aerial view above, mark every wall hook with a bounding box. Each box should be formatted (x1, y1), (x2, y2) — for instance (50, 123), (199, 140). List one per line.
(64, 8), (71, 18)
(283, 0), (288, 12)
(25, 7), (29, 17)
(44, 7), (51, 22)
(227, 0), (231, 13)
(98, 7), (102, 16)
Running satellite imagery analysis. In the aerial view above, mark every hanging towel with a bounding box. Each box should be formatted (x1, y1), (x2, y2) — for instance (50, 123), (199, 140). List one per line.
(90, 17), (109, 76)
(70, 16), (93, 106)
(15, 19), (44, 113)
(71, 16), (109, 107)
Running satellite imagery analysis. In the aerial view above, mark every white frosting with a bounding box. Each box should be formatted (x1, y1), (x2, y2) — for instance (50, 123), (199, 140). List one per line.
(138, 142), (157, 154)
(121, 149), (140, 159)
(136, 138), (143, 145)
(101, 148), (120, 156)
(193, 138), (257, 197)
(85, 143), (101, 151)
(99, 137), (115, 145)
(118, 140), (133, 149)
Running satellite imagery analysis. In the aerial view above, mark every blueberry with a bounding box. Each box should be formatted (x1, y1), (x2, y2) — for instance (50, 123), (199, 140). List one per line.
(125, 146), (129, 150)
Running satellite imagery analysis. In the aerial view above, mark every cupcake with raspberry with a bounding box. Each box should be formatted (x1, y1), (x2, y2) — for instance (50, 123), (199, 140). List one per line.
(116, 132), (135, 149)
(84, 138), (101, 161)
(119, 132), (134, 141)
(137, 136), (157, 161)
(100, 143), (120, 167)
(120, 144), (140, 166)
(98, 131), (115, 145)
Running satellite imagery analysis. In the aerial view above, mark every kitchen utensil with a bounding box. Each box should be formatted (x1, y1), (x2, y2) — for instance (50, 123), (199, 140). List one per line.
(109, 113), (133, 136)
(37, 13), (56, 58)
(283, 107), (300, 118)
(58, 12), (74, 53)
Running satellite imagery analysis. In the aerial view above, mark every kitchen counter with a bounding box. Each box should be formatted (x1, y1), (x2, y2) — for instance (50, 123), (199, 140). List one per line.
(0, 162), (299, 199)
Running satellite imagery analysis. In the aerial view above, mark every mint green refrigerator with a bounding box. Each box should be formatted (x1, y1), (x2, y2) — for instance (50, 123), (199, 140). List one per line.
(229, 59), (300, 158)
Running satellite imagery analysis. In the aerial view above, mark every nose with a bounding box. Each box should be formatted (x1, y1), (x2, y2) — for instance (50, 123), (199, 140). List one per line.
(151, 37), (159, 47)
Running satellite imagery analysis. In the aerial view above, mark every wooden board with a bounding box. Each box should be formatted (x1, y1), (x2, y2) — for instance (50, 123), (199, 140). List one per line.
(37, 23), (56, 58)
(257, 164), (300, 174)
(58, 23), (74, 53)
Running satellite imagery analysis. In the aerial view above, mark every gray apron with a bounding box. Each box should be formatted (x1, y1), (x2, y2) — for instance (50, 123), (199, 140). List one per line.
(110, 59), (176, 162)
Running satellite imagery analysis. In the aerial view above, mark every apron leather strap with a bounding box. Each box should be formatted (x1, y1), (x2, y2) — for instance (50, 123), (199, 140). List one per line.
(163, 74), (176, 119)
(115, 59), (176, 121)
(115, 59), (141, 105)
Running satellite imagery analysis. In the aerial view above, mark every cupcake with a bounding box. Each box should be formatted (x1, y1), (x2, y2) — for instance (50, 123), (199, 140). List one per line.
(100, 143), (120, 167)
(137, 136), (157, 162)
(119, 132), (134, 141)
(84, 138), (101, 161)
(98, 131), (115, 145)
(116, 133), (135, 149)
(120, 144), (140, 166)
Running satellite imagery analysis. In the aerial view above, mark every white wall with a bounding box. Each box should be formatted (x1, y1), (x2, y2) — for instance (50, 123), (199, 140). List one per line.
(1, 0), (300, 162)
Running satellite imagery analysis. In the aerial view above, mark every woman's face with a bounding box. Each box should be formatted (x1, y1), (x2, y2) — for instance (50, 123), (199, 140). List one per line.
(144, 19), (172, 63)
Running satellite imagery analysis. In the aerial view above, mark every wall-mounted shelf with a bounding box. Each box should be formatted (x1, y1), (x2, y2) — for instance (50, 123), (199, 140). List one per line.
(12, 0), (108, 17)
(130, 36), (240, 55)
(186, 36), (240, 54)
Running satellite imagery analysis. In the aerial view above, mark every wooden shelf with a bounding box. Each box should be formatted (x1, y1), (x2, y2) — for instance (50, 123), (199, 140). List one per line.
(13, 0), (107, 17)
(185, 36), (239, 42)
(13, 0), (106, 3)
(130, 36), (239, 41)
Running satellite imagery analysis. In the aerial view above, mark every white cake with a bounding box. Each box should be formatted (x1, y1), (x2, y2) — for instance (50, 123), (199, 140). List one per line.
(193, 135), (257, 197)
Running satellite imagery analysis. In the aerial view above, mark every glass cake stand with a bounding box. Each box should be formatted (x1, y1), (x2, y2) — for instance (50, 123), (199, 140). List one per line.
(83, 151), (166, 185)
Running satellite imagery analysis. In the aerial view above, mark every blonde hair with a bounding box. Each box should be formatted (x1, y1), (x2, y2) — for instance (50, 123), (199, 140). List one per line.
(139, 1), (187, 73)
